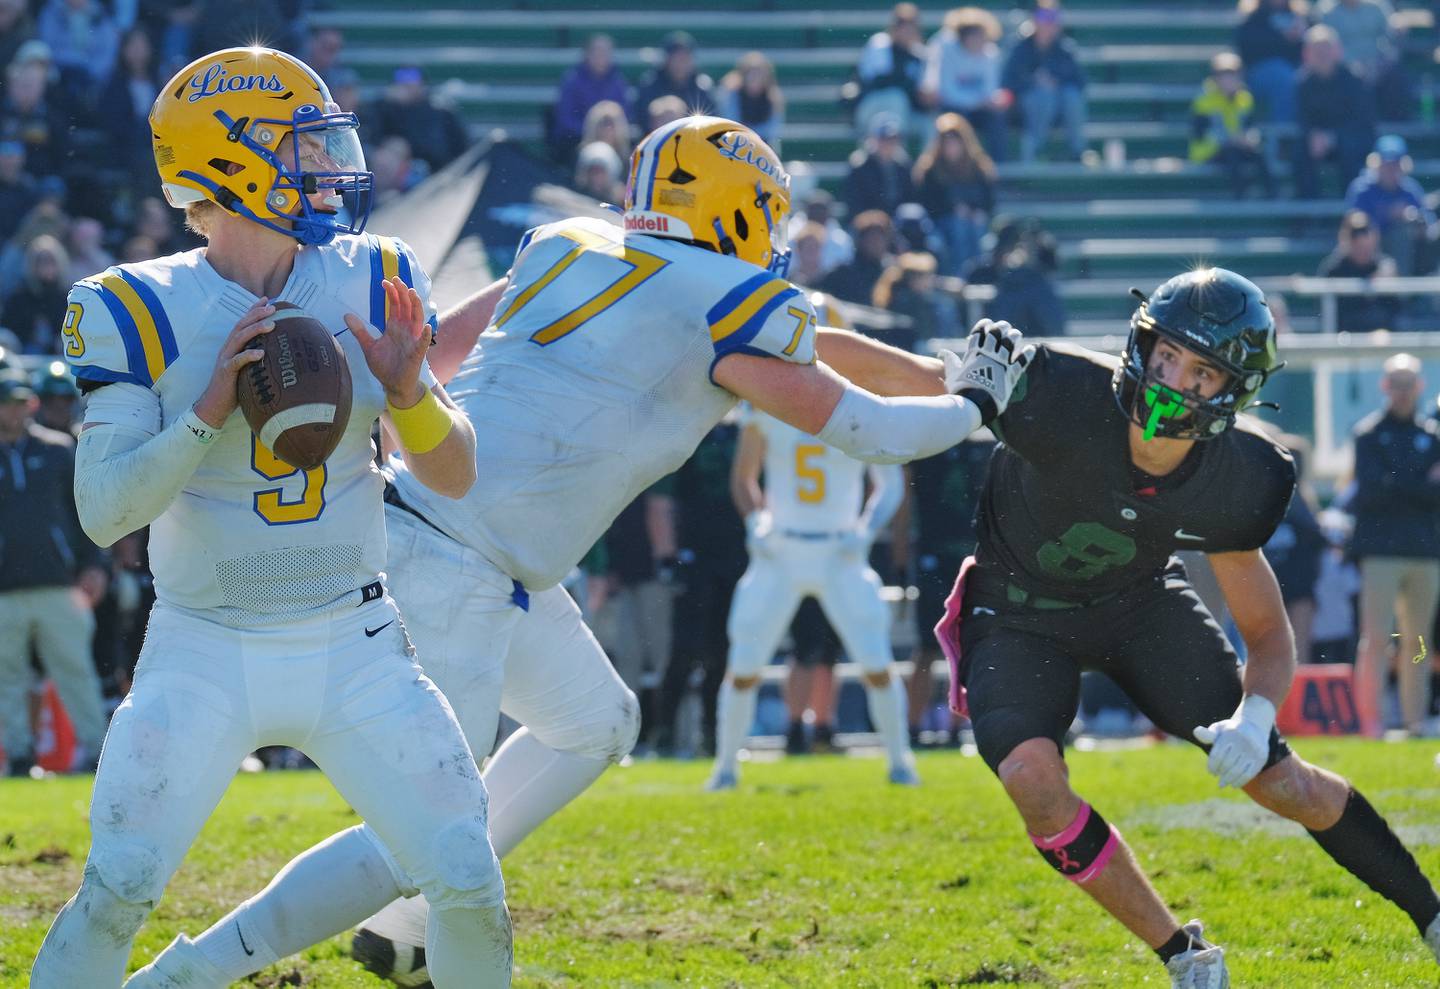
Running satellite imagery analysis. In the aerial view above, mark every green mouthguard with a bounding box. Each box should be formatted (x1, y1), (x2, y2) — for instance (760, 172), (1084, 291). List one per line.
(1141, 383), (1186, 441)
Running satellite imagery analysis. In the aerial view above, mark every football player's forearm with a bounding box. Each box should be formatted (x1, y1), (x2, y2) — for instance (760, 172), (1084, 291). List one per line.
(1239, 625), (1297, 709)
(398, 408), (476, 499)
(431, 277), (508, 385)
(815, 328), (946, 398)
(75, 414), (214, 547)
(817, 382), (983, 465)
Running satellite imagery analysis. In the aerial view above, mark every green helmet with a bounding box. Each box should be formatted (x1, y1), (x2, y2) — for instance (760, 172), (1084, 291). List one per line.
(1113, 267), (1281, 440)
(32, 363), (79, 400)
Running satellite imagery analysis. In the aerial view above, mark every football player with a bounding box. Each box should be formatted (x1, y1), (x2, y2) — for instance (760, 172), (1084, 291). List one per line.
(126, 115), (1032, 987)
(932, 268), (1440, 986)
(30, 48), (512, 989)
(708, 392), (911, 789)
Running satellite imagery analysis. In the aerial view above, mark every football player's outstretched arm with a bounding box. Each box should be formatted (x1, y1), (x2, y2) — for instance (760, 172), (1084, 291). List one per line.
(349, 278), (477, 499)
(814, 327), (947, 398)
(714, 320), (1032, 464)
(429, 277), (510, 385)
(1210, 549), (1295, 708)
(1192, 548), (1294, 788)
(73, 299), (277, 547)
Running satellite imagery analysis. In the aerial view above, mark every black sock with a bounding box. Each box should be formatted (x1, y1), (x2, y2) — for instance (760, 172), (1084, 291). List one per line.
(1154, 927), (1199, 964)
(1309, 788), (1440, 933)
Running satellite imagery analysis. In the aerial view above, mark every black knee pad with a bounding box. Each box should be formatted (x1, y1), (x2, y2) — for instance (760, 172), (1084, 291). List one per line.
(974, 706), (1072, 773)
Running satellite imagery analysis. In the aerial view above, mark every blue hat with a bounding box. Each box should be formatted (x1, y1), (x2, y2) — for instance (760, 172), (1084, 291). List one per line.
(1376, 134), (1408, 161)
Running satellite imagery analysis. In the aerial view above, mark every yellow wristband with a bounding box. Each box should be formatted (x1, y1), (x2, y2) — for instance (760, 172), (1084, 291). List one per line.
(387, 388), (452, 454)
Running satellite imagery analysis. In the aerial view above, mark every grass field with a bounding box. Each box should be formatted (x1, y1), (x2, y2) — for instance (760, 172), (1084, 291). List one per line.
(4, 739), (1440, 987)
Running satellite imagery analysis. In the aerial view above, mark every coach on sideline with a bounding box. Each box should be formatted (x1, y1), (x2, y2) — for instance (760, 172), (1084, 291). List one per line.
(0, 368), (108, 776)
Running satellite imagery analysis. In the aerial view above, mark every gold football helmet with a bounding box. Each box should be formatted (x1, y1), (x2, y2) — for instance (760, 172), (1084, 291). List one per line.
(623, 115), (791, 275)
(150, 47), (372, 245)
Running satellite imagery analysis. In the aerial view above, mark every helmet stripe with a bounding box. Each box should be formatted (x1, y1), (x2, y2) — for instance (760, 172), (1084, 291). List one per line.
(638, 117), (693, 211)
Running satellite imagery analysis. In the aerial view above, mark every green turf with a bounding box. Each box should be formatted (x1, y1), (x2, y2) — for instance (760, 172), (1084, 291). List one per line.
(3, 740), (1440, 987)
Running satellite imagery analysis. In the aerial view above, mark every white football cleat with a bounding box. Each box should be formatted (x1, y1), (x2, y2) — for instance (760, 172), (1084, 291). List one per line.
(351, 927), (432, 988)
(1424, 912), (1440, 963)
(704, 768), (737, 792)
(1165, 920), (1229, 989)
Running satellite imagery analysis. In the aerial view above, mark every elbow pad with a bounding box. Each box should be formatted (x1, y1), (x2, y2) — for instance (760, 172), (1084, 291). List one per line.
(816, 382), (983, 465)
(75, 409), (216, 547)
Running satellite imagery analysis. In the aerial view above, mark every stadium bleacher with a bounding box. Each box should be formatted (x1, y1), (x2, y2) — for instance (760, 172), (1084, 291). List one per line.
(315, 0), (1440, 330)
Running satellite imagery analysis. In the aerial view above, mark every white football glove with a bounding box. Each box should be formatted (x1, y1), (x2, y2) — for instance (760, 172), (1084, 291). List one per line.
(939, 319), (1036, 426)
(1193, 694), (1276, 789)
(744, 510), (776, 560)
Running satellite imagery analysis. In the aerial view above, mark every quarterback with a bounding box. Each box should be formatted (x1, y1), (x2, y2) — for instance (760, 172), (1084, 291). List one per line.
(934, 268), (1440, 986)
(709, 401), (911, 789)
(126, 115), (1033, 987)
(30, 48), (513, 989)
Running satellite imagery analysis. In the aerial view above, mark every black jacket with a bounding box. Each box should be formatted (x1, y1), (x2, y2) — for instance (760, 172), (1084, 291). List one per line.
(1001, 34), (1086, 96)
(0, 423), (103, 591)
(1350, 410), (1440, 559)
(1235, 6), (1304, 67)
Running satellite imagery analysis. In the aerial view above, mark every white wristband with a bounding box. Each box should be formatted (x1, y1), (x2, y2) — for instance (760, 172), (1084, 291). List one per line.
(181, 407), (220, 445)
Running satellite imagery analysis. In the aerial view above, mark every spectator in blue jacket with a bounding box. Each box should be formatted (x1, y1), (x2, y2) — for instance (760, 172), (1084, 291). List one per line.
(1293, 24), (1374, 199)
(636, 31), (715, 126)
(551, 34), (633, 166)
(1235, 0), (1308, 123)
(1001, 0), (1087, 162)
(1350, 354), (1440, 737)
(853, 3), (928, 141)
(922, 6), (1009, 159)
(1346, 135), (1435, 274)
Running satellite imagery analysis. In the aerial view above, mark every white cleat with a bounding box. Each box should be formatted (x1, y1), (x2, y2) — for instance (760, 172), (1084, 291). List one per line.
(1165, 920), (1229, 989)
(1424, 912), (1440, 964)
(123, 934), (229, 988)
(704, 768), (737, 792)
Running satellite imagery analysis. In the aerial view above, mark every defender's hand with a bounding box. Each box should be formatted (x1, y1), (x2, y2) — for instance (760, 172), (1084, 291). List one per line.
(195, 297), (276, 429)
(940, 319), (1035, 426)
(345, 276), (431, 408)
(1193, 694), (1276, 789)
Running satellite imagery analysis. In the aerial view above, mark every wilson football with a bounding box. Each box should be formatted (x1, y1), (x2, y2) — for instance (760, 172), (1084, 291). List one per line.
(236, 301), (353, 470)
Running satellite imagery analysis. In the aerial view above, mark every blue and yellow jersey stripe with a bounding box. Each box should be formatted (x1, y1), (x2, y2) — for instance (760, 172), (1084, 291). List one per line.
(368, 234), (433, 332)
(75, 268), (180, 387)
(706, 272), (800, 352)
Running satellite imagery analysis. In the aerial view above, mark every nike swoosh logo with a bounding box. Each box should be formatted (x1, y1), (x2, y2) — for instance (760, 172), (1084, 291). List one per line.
(1174, 529), (1205, 542)
(237, 920), (254, 957)
(365, 621), (394, 638)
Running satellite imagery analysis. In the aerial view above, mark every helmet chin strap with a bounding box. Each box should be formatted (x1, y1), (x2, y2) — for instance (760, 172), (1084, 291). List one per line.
(1140, 382), (1186, 442)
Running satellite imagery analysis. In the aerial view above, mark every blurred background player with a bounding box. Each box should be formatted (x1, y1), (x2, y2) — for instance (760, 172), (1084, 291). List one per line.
(710, 386), (910, 790)
(899, 432), (996, 748)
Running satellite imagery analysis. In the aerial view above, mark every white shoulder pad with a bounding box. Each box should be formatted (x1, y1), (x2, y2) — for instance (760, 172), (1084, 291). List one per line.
(65, 268), (181, 389)
(706, 271), (817, 377)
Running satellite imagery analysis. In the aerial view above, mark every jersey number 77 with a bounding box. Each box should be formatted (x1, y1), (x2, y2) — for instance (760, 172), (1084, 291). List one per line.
(493, 226), (671, 346)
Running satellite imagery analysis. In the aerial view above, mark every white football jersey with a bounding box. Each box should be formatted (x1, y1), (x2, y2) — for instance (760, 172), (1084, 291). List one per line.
(392, 215), (819, 590)
(65, 234), (438, 625)
(751, 410), (867, 533)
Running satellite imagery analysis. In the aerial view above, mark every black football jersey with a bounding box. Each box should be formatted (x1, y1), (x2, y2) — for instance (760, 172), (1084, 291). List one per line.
(976, 343), (1296, 601)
